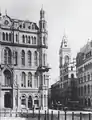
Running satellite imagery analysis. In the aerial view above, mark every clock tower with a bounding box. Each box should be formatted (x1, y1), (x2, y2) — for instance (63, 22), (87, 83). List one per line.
(59, 34), (71, 80)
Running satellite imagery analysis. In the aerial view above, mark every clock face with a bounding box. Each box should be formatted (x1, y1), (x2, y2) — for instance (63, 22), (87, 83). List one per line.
(4, 20), (9, 25)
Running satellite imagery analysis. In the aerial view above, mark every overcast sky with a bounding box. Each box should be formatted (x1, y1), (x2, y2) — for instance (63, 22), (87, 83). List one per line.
(0, 0), (92, 86)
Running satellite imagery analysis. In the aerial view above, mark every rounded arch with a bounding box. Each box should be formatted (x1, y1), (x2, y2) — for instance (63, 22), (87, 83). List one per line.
(71, 74), (74, 78)
(34, 72), (38, 88)
(21, 50), (25, 65)
(28, 95), (33, 109)
(34, 51), (38, 66)
(27, 50), (32, 66)
(3, 69), (12, 86)
(3, 47), (12, 64)
(21, 94), (26, 107)
(21, 72), (26, 87)
(6, 33), (8, 41)
(28, 72), (32, 87)
(22, 35), (25, 43)
(64, 55), (69, 64)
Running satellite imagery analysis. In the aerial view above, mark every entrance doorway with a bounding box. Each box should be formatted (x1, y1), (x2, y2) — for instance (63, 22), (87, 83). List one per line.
(28, 96), (32, 109)
(4, 92), (12, 108)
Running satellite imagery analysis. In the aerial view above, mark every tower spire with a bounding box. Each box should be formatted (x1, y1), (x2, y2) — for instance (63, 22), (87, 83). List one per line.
(5, 9), (7, 15)
(0, 7), (1, 16)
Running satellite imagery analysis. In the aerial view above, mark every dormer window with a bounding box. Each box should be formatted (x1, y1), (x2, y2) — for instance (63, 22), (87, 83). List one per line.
(32, 24), (35, 30)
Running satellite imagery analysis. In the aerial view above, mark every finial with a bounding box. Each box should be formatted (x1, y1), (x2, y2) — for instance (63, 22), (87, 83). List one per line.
(0, 7), (1, 16)
(5, 9), (7, 15)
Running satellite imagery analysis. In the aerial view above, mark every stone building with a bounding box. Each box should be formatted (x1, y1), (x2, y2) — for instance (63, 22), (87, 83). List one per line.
(59, 34), (77, 106)
(0, 8), (49, 110)
(51, 35), (77, 107)
(76, 40), (92, 108)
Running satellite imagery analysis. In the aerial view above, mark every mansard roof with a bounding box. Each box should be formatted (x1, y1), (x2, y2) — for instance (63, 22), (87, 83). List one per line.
(0, 14), (39, 30)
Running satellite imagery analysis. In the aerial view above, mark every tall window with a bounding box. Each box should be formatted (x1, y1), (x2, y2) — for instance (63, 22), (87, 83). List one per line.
(31, 36), (34, 44)
(4, 47), (12, 64)
(34, 51), (38, 66)
(43, 53), (46, 66)
(9, 33), (11, 41)
(21, 50), (25, 65)
(43, 36), (46, 44)
(34, 37), (36, 44)
(4, 70), (11, 86)
(2, 32), (5, 40)
(22, 35), (25, 43)
(14, 51), (18, 65)
(6, 33), (8, 41)
(28, 72), (32, 87)
(34, 73), (38, 88)
(88, 84), (90, 94)
(84, 85), (86, 95)
(16, 34), (18, 42)
(21, 72), (26, 87)
(28, 51), (31, 66)
(21, 95), (26, 106)
(26, 35), (27, 43)
(28, 36), (30, 43)
(44, 95), (46, 107)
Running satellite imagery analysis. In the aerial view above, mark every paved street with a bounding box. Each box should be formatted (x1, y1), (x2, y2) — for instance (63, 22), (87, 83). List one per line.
(1, 109), (92, 120)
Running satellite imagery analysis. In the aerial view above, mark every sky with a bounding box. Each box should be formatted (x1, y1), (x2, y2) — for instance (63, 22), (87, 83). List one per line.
(0, 0), (92, 86)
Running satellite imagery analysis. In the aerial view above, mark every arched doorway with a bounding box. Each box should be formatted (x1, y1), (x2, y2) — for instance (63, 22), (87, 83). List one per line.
(4, 92), (12, 108)
(28, 96), (32, 109)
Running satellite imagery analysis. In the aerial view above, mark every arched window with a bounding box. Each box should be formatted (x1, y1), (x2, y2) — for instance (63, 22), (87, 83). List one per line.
(28, 72), (32, 87)
(21, 95), (26, 106)
(71, 74), (74, 79)
(34, 37), (36, 44)
(14, 51), (18, 65)
(22, 35), (25, 43)
(44, 95), (46, 107)
(9, 33), (11, 41)
(43, 36), (46, 44)
(16, 34), (18, 42)
(31, 36), (34, 44)
(21, 72), (26, 87)
(64, 55), (69, 64)
(6, 33), (8, 41)
(4, 70), (11, 86)
(28, 51), (31, 66)
(26, 35), (27, 43)
(34, 73), (38, 88)
(34, 51), (38, 66)
(4, 47), (12, 64)
(32, 24), (35, 30)
(28, 36), (30, 43)
(43, 53), (46, 66)
(2, 32), (5, 40)
(88, 84), (90, 94)
(84, 85), (86, 95)
(21, 50), (25, 65)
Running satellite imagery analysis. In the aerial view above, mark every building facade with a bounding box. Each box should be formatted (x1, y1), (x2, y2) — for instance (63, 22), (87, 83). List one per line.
(0, 9), (49, 110)
(76, 40), (92, 108)
(51, 35), (77, 108)
(59, 34), (77, 105)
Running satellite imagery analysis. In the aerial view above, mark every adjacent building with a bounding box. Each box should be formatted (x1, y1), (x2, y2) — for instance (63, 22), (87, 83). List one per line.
(76, 40), (92, 108)
(0, 8), (50, 110)
(51, 35), (77, 107)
